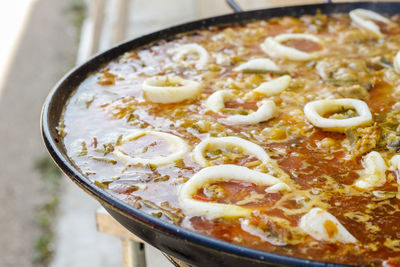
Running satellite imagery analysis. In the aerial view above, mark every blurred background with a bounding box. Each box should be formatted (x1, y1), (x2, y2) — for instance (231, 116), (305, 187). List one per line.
(0, 0), (386, 266)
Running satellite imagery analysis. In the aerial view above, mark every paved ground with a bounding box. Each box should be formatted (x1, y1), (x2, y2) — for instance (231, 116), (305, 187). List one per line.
(0, 0), (77, 266)
(50, 180), (123, 267)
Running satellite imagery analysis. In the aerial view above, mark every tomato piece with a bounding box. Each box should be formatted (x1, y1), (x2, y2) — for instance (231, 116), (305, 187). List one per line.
(193, 194), (212, 202)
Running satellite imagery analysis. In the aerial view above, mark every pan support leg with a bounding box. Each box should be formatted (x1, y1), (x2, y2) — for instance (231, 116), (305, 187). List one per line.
(96, 206), (191, 267)
(121, 239), (147, 267)
(96, 207), (147, 267)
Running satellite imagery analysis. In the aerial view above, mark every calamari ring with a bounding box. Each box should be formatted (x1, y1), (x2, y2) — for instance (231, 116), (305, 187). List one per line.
(354, 151), (387, 189)
(233, 58), (279, 72)
(390, 155), (400, 172)
(394, 51), (400, 74)
(205, 90), (278, 124)
(245, 75), (292, 99)
(171, 43), (210, 69)
(179, 165), (286, 218)
(226, 100), (278, 125)
(349, 9), (392, 38)
(304, 98), (372, 132)
(265, 182), (291, 193)
(261, 33), (322, 61)
(142, 76), (202, 103)
(299, 208), (357, 243)
(192, 136), (271, 166)
(241, 218), (287, 246)
(205, 90), (235, 113)
(113, 130), (189, 166)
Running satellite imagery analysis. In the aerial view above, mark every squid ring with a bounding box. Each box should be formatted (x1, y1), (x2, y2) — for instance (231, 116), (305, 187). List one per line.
(394, 51), (400, 74)
(142, 76), (202, 103)
(354, 151), (387, 189)
(299, 208), (357, 243)
(205, 89), (235, 113)
(192, 136), (272, 166)
(233, 58), (279, 72)
(261, 33), (322, 61)
(179, 165), (286, 218)
(205, 90), (278, 124)
(390, 154), (400, 172)
(349, 9), (392, 38)
(226, 100), (278, 125)
(114, 130), (189, 166)
(304, 98), (372, 132)
(171, 43), (210, 69)
(245, 75), (292, 99)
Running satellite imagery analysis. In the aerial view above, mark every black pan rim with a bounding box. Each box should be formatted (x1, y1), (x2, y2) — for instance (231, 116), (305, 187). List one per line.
(41, 2), (400, 266)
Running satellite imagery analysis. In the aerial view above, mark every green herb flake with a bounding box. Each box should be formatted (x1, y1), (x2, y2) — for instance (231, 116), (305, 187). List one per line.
(78, 141), (88, 156)
(91, 157), (117, 165)
(94, 180), (108, 189)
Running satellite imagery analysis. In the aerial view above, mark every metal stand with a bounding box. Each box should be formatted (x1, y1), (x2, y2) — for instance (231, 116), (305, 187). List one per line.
(121, 240), (146, 267)
(96, 207), (147, 267)
(162, 254), (191, 267)
(96, 207), (190, 267)
(225, 0), (333, 12)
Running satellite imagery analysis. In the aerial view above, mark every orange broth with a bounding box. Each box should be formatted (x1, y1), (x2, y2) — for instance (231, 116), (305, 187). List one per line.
(60, 12), (400, 266)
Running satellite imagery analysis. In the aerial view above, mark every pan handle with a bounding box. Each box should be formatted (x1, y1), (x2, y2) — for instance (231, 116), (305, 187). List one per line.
(225, 0), (243, 13)
(225, 0), (333, 13)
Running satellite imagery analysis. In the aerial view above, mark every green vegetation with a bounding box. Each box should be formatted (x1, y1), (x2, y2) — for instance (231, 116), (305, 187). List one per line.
(33, 155), (62, 267)
(63, 0), (87, 70)
(33, 1), (87, 266)
(64, 0), (87, 44)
